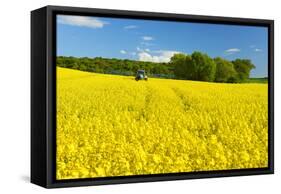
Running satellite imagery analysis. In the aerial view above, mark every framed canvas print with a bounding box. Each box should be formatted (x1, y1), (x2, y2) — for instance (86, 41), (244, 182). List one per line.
(31, 5), (274, 188)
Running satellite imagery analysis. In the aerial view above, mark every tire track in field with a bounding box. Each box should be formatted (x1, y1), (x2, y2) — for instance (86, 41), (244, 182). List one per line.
(171, 87), (192, 112)
(137, 83), (153, 121)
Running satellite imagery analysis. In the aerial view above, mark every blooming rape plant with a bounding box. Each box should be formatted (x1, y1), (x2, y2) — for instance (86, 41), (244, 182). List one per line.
(56, 67), (268, 180)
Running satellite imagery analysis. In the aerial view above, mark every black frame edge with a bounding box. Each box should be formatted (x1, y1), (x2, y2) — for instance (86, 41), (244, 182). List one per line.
(31, 7), (48, 188)
(31, 5), (274, 188)
(46, 6), (57, 188)
(268, 20), (274, 173)
(47, 169), (273, 188)
(46, 5), (273, 25)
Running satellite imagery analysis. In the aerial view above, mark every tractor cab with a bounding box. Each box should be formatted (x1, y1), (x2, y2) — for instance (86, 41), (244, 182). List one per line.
(135, 70), (148, 81)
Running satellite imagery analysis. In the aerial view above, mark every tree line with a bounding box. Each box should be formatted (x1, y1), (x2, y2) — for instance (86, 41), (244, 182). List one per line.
(57, 51), (256, 83)
(57, 56), (175, 78)
(171, 52), (255, 83)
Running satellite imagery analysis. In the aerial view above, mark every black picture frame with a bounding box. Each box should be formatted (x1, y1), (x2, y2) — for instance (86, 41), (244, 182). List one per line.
(31, 5), (274, 188)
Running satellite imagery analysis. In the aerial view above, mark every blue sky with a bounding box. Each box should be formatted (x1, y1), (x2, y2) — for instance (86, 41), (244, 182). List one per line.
(57, 15), (268, 77)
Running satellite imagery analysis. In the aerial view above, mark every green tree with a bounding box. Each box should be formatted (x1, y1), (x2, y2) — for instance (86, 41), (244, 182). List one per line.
(191, 52), (216, 81)
(56, 54), (255, 83)
(214, 57), (237, 82)
(171, 53), (188, 79)
(232, 59), (255, 81)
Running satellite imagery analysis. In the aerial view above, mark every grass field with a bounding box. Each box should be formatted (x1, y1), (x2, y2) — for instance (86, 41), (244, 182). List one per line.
(56, 67), (268, 180)
(247, 77), (268, 83)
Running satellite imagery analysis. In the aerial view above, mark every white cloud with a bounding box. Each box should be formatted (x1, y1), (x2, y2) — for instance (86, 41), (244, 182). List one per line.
(225, 48), (240, 53)
(120, 50), (127, 54)
(138, 50), (180, 63)
(254, 48), (262, 52)
(136, 47), (150, 52)
(249, 45), (262, 52)
(130, 52), (136, 56)
(224, 48), (241, 55)
(142, 36), (154, 41)
(140, 42), (155, 46)
(138, 52), (153, 61)
(124, 25), (138, 29)
(57, 15), (108, 28)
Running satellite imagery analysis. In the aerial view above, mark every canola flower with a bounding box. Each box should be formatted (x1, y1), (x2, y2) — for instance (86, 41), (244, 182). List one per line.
(56, 67), (268, 180)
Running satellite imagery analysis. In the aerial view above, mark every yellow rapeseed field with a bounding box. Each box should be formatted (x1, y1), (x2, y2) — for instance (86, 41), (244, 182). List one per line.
(56, 67), (268, 180)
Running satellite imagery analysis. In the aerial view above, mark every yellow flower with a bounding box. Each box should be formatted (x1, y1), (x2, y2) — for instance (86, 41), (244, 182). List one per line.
(56, 67), (268, 179)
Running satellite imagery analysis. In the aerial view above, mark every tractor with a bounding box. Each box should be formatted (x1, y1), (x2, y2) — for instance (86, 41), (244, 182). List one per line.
(135, 70), (148, 81)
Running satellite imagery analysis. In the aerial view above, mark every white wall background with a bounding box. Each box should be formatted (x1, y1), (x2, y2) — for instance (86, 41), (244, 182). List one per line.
(0, 0), (279, 193)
